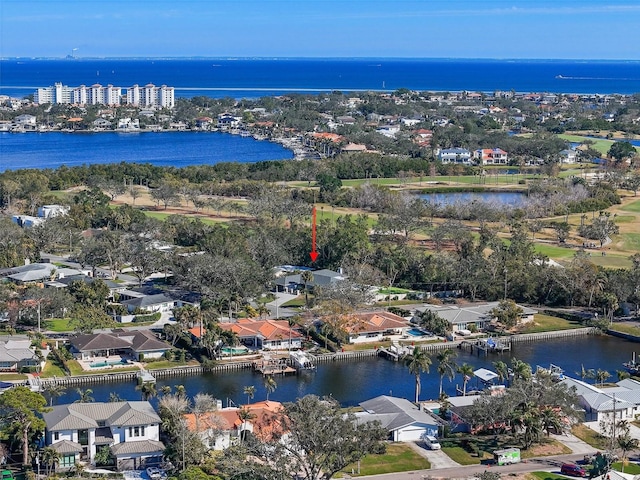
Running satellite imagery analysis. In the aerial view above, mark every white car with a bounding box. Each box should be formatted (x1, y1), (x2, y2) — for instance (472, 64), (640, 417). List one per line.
(146, 467), (162, 480)
(423, 435), (441, 450)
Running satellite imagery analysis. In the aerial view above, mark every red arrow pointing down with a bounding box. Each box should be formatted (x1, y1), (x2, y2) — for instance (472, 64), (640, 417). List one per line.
(310, 206), (318, 262)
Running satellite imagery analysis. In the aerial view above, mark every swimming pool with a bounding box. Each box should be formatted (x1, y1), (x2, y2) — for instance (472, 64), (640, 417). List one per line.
(221, 346), (249, 355)
(406, 328), (427, 337)
(89, 359), (128, 368)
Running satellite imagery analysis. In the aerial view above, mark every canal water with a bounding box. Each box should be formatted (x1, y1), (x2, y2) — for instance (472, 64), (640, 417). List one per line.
(52, 335), (640, 407)
(419, 191), (526, 206)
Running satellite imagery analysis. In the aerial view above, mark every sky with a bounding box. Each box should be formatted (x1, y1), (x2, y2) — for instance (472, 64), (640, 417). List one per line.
(1, 0), (639, 60)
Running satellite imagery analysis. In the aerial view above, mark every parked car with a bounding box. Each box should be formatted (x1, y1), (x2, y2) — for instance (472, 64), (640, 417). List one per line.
(561, 463), (587, 477)
(146, 467), (163, 480)
(423, 435), (441, 450)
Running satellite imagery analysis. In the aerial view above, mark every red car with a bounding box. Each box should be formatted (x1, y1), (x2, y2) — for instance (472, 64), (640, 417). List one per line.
(561, 463), (587, 477)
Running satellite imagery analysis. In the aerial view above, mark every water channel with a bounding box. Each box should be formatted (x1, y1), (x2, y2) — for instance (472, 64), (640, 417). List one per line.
(419, 191), (526, 206)
(52, 335), (639, 407)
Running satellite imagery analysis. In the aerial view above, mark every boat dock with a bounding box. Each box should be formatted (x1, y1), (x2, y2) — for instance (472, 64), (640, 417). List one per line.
(459, 337), (511, 356)
(253, 355), (296, 375)
(289, 351), (316, 370)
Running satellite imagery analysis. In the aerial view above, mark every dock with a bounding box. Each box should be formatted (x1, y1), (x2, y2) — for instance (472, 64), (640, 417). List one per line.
(137, 369), (156, 383)
(459, 337), (511, 356)
(289, 351), (316, 370)
(253, 355), (296, 375)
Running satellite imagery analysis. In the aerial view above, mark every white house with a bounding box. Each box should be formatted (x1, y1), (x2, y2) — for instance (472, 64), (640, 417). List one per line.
(559, 149), (578, 164)
(356, 395), (445, 442)
(335, 311), (409, 344)
(560, 377), (640, 422)
(437, 148), (473, 165)
(38, 204), (69, 218)
(474, 148), (509, 165)
(43, 401), (164, 470)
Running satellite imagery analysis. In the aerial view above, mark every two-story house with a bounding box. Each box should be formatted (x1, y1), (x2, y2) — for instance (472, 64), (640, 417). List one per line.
(43, 401), (164, 471)
(473, 148), (509, 165)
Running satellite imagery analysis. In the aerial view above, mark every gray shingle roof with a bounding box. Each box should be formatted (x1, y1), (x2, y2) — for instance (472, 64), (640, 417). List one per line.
(69, 330), (170, 354)
(110, 439), (165, 456)
(120, 293), (174, 308)
(359, 395), (445, 431)
(43, 402), (160, 431)
(51, 440), (83, 454)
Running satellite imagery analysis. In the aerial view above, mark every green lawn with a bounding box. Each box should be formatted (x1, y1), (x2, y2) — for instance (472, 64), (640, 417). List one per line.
(142, 210), (222, 224)
(612, 462), (640, 474)
(520, 314), (583, 333)
(529, 473), (571, 480)
(0, 373), (28, 381)
(608, 323), (640, 336)
(533, 243), (578, 259)
(145, 360), (198, 370)
(40, 361), (66, 378)
(622, 233), (640, 250)
(339, 443), (430, 476)
(440, 446), (484, 465)
(588, 255), (632, 269)
(44, 318), (74, 332)
(620, 200), (640, 213)
(378, 287), (412, 294)
(613, 215), (636, 223)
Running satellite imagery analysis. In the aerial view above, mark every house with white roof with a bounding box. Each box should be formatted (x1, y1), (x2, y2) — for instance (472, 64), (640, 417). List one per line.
(43, 401), (164, 471)
(356, 395), (445, 441)
(0, 338), (46, 372)
(436, 148), (473, 165)
(560, 377), (640, 422)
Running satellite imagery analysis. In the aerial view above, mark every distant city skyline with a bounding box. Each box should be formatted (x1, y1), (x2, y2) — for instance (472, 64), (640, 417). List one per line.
(1, 0), (639, 60)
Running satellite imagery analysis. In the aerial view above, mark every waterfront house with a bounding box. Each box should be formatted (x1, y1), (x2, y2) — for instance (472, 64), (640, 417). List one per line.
(184, 400), (285, 450)
(560, 377), (640, 422)
(356, 395), (445, 442)
(473, 148), (509, 165)
(559, 149), (578, 164)
(218, 319), (303, 350)
(413, 302), (537, 334)
(331, 311), (408, 344)
(68, 330), (171, 362)
(43, 401), (164, 471)
(0, 338), (46, 372)
(436, 148), (473, 165)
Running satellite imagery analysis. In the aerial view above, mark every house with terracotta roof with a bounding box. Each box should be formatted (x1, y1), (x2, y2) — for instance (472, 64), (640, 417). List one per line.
(218, 319), (303, 350)
(474, 148), (509, 165)
(184, 400), (285, 450)
(43, 401), (163, 471)
(328, 311), (409, 344)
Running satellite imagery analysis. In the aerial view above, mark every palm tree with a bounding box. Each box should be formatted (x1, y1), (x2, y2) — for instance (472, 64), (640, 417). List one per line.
(264, 375), (277, 401)
(403, 347), (432, 404)
(595, 369), (611, 386)
(236, 408), (256, 443)
(43, 383), (64, 406)
(540, 406), (563, 436)
(160, 385), (172, 396)
(493, 360), (509, 385)
(74, 388), (94, 403)
(436, 348), (457, 397)
(457, 363), (474, 396)
(510, 358), (532, 382)
(136, 382), (157, 401)
(108, 392), (123, 402)
(243, 385), (256, 405)
(617, 433), (639, 472)
(41, 446), (60, 477)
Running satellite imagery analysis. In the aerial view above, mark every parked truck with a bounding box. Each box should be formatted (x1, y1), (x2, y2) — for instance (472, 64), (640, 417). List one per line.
(493, 448), (521, 466)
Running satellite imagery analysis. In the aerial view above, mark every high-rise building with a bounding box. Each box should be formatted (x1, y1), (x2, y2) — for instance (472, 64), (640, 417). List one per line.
(126, 84), (174, 109)
(35, 83), (73, 104)
(35, 82), (172, 108)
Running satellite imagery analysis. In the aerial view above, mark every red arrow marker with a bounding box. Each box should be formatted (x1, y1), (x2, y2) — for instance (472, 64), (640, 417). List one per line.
(310, 206), (318, 262)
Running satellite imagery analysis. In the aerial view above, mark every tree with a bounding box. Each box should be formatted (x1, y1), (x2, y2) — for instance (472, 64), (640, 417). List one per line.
(41, 446), (60, 477)
(493, 360), (509, 385)
(137, 382), (157, 401)
(236, 408), (257, 443)
(436, 348), (457, 397)
(75, 388), (94, 403)
(218, 395), (387, 480)
(403, 347), (432, 403)
(458, 363), (475, 396)
(608, 141), (636, 162)
(415, 310), (450, 337)
(0, 386), (49, 465)
(490, 300), (524, 329)
(551, 222), (571, 244)
(43, 383), (65, 406)
(264, 375), (277, 401)
(617, 432), (639, 471)
(243, 385), (256, 405)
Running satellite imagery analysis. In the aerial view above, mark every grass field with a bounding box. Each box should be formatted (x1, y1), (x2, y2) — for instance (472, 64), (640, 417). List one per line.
(612, 462), (640, 474)
(520, 314), (583, 333)
(440, 446), (485, 465)
(339, 443), (430, 476)
(44, 318), (74, 332)
(571, 424), (609, 450)
(621, 200), (640, 213)
(558, 134), (616, 155)
(533, 243), (578, 259)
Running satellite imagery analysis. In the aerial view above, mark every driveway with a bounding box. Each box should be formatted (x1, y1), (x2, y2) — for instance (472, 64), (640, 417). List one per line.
(265, 292), (299, 318)
(409, 441), (461, 469)
(550, 431), (598, 455)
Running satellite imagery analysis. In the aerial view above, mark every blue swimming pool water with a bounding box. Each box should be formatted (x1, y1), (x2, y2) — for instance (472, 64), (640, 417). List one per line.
(406, 328), (426, 337)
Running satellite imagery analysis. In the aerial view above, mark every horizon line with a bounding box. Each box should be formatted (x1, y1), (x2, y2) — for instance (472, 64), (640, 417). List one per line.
(2, 56), (640, 62)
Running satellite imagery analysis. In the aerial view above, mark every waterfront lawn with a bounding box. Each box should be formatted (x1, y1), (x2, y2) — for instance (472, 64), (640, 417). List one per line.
(557, 134), (615, 155)
(339, 443), (430, 476)
(144, 359), (199, 370)
(342, 341), (391, 352)
(519, 314), (582, 333)
(0, 373), (28, 381)
(41, 361), (66, 378)
(608, 323), (640, 336)
(571, 424), (609, 450)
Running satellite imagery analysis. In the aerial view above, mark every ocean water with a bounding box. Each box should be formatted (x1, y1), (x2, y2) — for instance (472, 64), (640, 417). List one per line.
(0, 131), (293, 172)
(2, 58), (640, 99)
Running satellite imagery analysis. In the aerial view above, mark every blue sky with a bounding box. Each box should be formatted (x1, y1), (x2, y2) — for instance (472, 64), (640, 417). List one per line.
(1, 0), (639, 59)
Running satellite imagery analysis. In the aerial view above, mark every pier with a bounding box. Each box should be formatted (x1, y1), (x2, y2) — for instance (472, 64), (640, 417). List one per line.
(459, 338), (511, 356)
(289, 351), (316, 370)
(253, 355), (296, 376)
